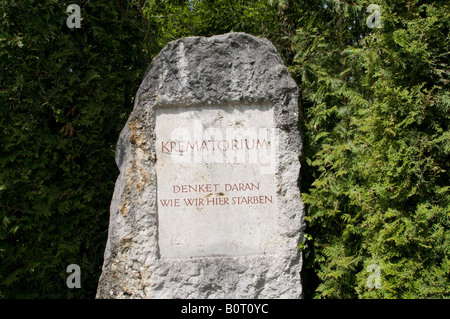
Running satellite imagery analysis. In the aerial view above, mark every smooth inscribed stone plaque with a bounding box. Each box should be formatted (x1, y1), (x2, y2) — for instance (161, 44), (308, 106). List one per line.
(155, 104), (278, 259)
(96, 32), (304, 299)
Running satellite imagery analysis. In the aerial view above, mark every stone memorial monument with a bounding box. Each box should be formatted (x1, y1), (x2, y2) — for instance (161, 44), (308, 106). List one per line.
(96, 32), (304, 298)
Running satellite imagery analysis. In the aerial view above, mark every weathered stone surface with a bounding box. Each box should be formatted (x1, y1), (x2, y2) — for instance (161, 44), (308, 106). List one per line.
(96, 32), (304, 299)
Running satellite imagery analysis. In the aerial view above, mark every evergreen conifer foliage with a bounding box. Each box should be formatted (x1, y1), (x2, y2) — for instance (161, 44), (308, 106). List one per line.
(0, 0), (147, 298)
(293, 0), (449, 298)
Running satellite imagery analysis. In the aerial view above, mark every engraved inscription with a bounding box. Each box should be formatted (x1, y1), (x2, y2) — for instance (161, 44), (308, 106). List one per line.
(155, 105), (279, 259)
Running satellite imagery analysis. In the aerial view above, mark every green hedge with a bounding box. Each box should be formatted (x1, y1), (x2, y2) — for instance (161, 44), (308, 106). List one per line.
(0, 0), (147, 298)
(293, 0), (449, 298)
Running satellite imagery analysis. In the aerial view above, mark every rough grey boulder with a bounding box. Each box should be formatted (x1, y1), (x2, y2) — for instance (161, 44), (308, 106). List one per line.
(96, 32), (304, 299)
